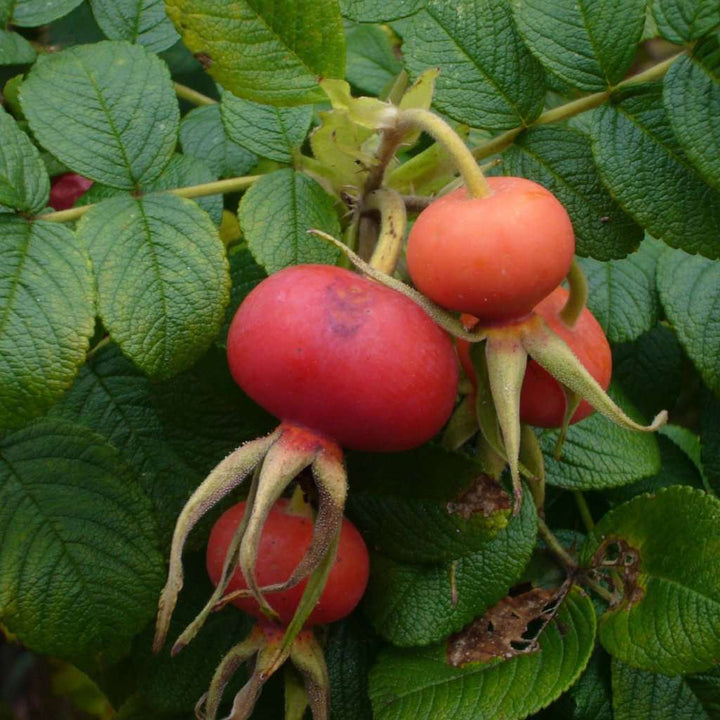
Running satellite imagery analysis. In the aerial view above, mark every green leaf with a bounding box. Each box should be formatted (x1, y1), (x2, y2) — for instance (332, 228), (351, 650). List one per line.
(345, 23), (402, 96)
(657, 247), (720, 395)
(21, 41), (179, 190)
(238, 169), (341, 273)
(590, 83), (720, 258)
(0, 419), (163, 660)
(701, 393), (720, 495)
(221, 93), (313, 163)
(0, 217), (94, 429)
(394, 0), (546, 129)
(540, 385), (661, 491)
(664, 36), (720, 192)
(612, 324), (684, 420)
(577, 236), (663, 343)
(503, 125), (643, 260)
(89, 0), (179, 53)
(220, 245), (267, 341)
(179, 104), (257, 179)
(512, 0), (646, 91)
(326, 616), (377, 720)
(340, 0), (425, 22)
(369, 586), (595, 720)
(0, 0), (11, 24)
(0, 107), (49, 213)
(0, 29), (36, 65)
(581, 486), (720, 674)
(651, 0), (720, 44)
(347, 446), (511, 564)
(77, 193), (229, 378)
(165, 0), (346, 106)
(11, 0), (83, 26)
(552, 647), (613, 720)
(47, 343), (200, 547)
(604, 431), (704, 505)
(362, 486), (537, 646)
(612, 659), (716, 719)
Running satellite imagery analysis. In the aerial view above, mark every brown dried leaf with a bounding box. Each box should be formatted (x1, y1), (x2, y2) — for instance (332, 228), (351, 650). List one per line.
(446, 586), (567, 667)
(588, 538), (644, 608)
(446, 474), (511, 520)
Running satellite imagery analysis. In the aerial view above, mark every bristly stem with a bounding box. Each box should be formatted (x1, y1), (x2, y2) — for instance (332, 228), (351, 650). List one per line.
(174, 82), (217, 106)
(397, 108), (491, 199)
(37, 175), (263, 223)
(560, 260), (589, 327)
(537, 517), (577, 570)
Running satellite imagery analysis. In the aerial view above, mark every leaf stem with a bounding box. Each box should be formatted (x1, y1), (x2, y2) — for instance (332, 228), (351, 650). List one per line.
(398, 108), (491, 198)
(537, 517), (576, 570)
(37, 175), (263, 223)
(472, 51), (685, 162)
(582, 574), (613, 604)
(559, 260), (589, 327)
(173, 82), (217, 106)
(573, 491), (595, 532)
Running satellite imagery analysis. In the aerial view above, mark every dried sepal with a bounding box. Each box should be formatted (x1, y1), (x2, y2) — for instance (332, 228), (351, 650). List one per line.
(521, 318), (667, 432)
(485, 333), (528, 515)
(153, 428), (282, 653)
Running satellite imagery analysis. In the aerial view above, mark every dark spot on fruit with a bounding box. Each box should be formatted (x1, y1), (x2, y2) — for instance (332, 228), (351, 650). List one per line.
(325, 282), (373, 337)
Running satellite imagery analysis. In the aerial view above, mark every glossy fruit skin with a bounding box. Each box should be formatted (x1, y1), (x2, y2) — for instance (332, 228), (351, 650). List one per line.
(406, 177), (575, 323)
(519, 287), (611, 427)
(227, 264), (459, 452)
(49, 173), (93, 211)
(206, 499), (370, 626)
(457, 287), (612, 428)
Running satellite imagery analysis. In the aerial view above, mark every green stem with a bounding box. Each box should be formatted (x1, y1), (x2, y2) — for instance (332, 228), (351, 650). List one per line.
(472, 51), (684, 162)
(559, 260), (589, 327)
(37, 175), (262, 223)
(173, 82), (216, 106)
(537, 517), (576, 570)
(364, 188), (407, 275)
(364, 125), (406, 194)
(398, 108), (491, 198)
(582, 574), (614, 604)
(574, 491), (595, 532)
